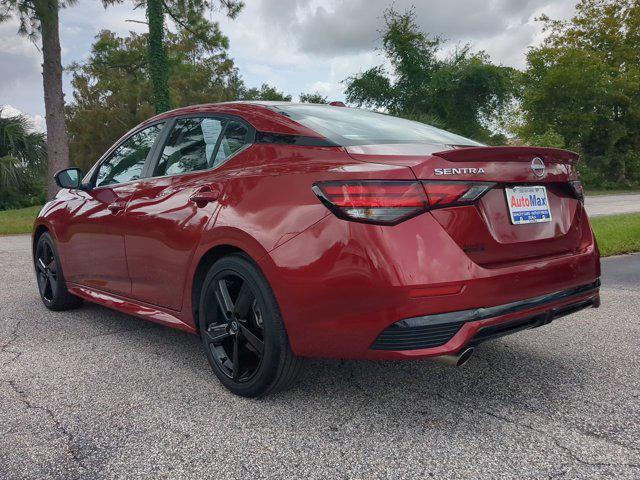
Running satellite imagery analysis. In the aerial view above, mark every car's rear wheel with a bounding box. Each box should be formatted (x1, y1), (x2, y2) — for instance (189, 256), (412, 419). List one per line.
(198, 254), (302, 397)
(34, 232), (82, 311)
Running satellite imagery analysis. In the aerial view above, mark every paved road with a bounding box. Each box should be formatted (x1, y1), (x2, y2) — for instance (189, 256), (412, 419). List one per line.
(585, 193), (640, 216)
(1, 235), (639, 480)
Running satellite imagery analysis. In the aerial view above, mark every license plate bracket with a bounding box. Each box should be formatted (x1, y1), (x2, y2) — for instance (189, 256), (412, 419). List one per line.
(505, 186), (552, 225)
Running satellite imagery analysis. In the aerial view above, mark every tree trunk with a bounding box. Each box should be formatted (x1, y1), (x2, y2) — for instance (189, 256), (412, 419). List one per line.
(146, 0), (171, 113)
(616, 157), (628, 185)
(39, 1), (70, 200)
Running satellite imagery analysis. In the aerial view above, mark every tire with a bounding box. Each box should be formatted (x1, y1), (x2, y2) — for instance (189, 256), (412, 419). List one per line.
(198, 254), (302, 398)
(34, 232), (82, 311)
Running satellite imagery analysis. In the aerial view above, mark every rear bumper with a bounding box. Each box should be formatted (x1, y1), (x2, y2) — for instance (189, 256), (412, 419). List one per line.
(262, 211), (601, 360)
(370, 280), (600, 353)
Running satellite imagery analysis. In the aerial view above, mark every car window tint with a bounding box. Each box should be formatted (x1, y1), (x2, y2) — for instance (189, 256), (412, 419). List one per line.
(212, 121), (250, 167)
(95, 124), (163, 187)
(155, 118), (224, 176)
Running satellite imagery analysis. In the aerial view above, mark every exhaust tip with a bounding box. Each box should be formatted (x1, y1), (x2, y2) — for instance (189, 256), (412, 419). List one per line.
(430, 347), (475, 367)
(455, 347), (474, 367)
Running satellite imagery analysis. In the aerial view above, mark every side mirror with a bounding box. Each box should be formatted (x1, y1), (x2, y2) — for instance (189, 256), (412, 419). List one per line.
(54, 168), (83, 189)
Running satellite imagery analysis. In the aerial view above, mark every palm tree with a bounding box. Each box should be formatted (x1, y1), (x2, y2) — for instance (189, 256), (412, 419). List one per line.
(0, 109), (47, 193)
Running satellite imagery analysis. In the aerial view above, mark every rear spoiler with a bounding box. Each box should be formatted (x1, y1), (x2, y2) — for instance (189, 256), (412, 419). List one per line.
(433, 146), (580, 165)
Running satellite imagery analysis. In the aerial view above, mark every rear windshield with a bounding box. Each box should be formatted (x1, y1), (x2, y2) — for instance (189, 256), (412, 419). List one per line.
(273, 104), (483, 147)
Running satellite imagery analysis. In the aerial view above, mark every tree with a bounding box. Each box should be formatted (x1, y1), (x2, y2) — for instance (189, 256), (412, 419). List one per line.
(103, 0), (244, 114)
(344, 7), (517, 144)
(0, 109), (47, 209)
(67, 27), (238, 170)
(521, 0), (640, 185)
(0, 0), (76, 199)
(67, 27), (289, 170)
(146, 0), (170, 112)
(299, 92), (328, 104)
(239, 83), (291, 101)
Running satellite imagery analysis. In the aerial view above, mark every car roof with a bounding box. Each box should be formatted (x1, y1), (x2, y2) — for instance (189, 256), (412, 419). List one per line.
(140, 101), (328, 138)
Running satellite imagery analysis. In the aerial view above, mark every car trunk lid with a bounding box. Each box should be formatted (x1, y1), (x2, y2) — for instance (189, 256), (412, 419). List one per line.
(346, 144), (586, 267)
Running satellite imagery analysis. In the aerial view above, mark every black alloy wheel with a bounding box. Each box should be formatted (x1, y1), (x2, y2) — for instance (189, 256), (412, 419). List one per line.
(199, 254), (301, 397)
(204, 272), (265, 382)
(34, 232), (81, 311)
(35, 237), (58, 303)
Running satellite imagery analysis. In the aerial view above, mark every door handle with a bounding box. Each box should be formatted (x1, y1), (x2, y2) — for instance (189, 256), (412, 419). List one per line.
(189, 186), (221, 206)
(108, 202), (126, 214)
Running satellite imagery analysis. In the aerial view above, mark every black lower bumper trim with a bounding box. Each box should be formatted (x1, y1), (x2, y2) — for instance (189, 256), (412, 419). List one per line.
(370, 279), (600, 351)
(468, 297), (598, 346)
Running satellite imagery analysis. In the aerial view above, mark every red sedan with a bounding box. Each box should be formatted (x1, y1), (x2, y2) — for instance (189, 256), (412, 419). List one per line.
(33, 102), (601, 397)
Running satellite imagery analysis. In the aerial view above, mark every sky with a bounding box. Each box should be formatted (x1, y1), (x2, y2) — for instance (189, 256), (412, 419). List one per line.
(0, 0), (577, 131)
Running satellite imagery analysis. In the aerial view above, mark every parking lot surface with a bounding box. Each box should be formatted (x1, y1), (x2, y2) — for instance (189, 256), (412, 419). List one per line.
(585, 193), (640, 216)
(1, 234), (639, 479)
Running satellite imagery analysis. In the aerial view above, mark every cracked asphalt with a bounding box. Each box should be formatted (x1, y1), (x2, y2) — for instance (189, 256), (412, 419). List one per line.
(1, 234), (639, 480)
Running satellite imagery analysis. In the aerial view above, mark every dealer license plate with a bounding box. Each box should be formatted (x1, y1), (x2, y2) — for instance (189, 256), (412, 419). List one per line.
(505, 186), (552, 225)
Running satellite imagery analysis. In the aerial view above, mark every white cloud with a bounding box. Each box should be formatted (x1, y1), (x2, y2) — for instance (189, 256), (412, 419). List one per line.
(249, 0), (571, 58)
(1, 104), (46, 132)
(0, 18), (43, 117)
(0, 0), (577, 123)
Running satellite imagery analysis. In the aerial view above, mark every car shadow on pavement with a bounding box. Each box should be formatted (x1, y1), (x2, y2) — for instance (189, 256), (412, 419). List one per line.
(67, 300), (586, 420)
(291, 344), (580, 408)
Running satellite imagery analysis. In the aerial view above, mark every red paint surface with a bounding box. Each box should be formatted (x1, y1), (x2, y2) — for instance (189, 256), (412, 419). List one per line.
(34, 102), (601, 360)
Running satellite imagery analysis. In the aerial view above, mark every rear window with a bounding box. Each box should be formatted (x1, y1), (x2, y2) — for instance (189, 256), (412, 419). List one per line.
(273, 104), (483, 147)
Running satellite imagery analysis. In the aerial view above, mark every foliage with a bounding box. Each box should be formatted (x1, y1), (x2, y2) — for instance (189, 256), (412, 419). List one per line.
(102, 0), (244, 114)
(344, 7), (518, 144)
(67, 27), (232, 170)
(0, 111), (47, 210)
(0, 0), (77, 40)
(146, 0), (171, 112)
(521, 0), (640, 186)
(239, 83), (291, 101)
(299, 92), (328, 104)
(525, 129), (566, 149)
(67, 27), (290, 170)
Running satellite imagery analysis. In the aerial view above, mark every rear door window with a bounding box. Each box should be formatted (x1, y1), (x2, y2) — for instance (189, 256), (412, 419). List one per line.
(211, 121), (250, 167)
(154, 118), (224, 176)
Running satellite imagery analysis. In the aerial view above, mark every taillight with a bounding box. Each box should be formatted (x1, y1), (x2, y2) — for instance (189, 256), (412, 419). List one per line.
(312, 181), (427, 225)
(569, 180), (584, 203)
(422, 182), (494, 207)
(312, 180), (494, 225)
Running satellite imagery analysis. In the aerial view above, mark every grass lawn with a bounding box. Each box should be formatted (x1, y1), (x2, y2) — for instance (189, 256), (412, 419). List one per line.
(591, 213), (640, 257)
(1, 205), (639, 257)
(0, 205), (41, 235)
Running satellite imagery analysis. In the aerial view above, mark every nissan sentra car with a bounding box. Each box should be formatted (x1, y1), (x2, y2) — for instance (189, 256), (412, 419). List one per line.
(33, 102), (601, 397)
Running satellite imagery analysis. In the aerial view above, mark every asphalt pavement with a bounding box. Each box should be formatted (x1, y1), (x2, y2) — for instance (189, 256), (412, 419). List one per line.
(1, 234), (639, 479)
(584, 193), (640, 216)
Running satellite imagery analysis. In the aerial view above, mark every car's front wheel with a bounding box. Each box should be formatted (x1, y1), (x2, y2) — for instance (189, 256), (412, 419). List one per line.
(34, 232), (82, 311)
(198, 254), (302, 397)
